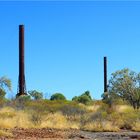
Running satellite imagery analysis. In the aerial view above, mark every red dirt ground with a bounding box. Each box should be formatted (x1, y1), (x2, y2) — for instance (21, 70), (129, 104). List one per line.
(1, 128), (140, 140)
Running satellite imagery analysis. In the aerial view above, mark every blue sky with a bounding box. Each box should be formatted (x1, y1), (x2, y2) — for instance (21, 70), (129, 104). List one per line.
(0, 1), (140, 99)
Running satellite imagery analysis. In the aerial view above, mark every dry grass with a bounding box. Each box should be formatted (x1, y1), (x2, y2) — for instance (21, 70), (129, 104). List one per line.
(86, 105), (100, 112)
(0, 107), (33, 129)
(41, 112), (80, 129)
(0, 130), (13, 137)
(41, 112), (68, 129)
(132, 121), (140, 132)
(114, 105), (134, 113)
(83, 121), (119, 132)
(0, 104), (139, 132)
(0, 107), (80, 129)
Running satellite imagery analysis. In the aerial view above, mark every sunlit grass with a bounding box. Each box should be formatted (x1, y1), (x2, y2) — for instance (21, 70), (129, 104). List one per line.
(0, 102), (139, 132)
(83, 121), (119, 132)
(114, 105), (134, 113)
(0, 107), (33, 129)
(0, 130), (13, 137)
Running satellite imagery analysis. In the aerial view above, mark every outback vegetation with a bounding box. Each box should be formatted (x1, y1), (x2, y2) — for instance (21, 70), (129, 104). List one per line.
(0, 68), (140, 138)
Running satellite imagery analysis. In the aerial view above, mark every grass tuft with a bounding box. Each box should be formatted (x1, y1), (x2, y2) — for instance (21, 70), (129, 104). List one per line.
(0, 130), (13, 137)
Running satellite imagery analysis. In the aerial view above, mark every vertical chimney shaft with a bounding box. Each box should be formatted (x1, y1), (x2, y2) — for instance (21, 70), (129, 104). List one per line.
(104, 57), (107, 92)
(17, 25), (26, 96)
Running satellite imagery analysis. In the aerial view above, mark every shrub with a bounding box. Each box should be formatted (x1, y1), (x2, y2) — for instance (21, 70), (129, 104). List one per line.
(15, 95), (31, 110)
(60, 103), (86, 117)
(78, 95), (91, 105)
(29, 90), (43, 100)
(120, 110), (140, 130)
(0, 89), (6, 100)
(30, 112), (42, 126)
(72, 91), (92, 105)
(50, 93), (66, 101)
(89, 111), (108, 122)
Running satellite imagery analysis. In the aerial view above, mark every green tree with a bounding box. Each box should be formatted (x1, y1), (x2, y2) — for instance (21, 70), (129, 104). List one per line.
(29, 90), (43, 100)
(72, 96), (78, 101)
(72, 91), (92, 105)
(107, 68), (140, 109)
(0, 76), (11, 100)
(81, 90), (92, 100)
(102, 92), (120, 107)
(0, 89), (6, 99)
(50, 93), (66, 101)
(78, 94), (92, 105)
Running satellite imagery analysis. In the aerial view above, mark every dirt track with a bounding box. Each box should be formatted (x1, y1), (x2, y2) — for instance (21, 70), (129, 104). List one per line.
(1, 128), (140, 140)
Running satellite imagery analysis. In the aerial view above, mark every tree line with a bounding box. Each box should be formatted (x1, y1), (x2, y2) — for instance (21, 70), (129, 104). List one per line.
(0, 68), (140, 109)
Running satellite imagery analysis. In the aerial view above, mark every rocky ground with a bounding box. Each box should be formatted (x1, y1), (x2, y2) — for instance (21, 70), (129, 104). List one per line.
(1, 128), (140, 140)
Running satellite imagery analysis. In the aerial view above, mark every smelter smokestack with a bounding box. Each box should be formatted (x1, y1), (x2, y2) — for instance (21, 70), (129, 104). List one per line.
(104, 57), (107, 93)
(17, 25), (27, 97)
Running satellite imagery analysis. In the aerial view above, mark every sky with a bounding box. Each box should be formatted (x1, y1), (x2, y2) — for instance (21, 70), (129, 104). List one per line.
(0, 1), (140, 99)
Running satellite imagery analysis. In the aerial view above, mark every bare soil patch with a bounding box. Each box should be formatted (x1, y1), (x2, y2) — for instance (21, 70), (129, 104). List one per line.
(0, 128), (140, 140)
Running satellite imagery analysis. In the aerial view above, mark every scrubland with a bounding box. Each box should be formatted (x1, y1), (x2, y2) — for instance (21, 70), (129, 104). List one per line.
(0, 99), (139, 137)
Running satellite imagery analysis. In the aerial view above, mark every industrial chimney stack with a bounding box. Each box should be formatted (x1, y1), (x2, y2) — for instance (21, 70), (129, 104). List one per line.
(17, 25), (27, 97)
(104, 57), (108, 93)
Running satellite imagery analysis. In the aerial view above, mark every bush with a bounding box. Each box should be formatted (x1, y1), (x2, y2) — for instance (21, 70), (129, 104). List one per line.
(78, 95), (92, 105)
(30, 112), (42, 126)
(60, 104), (86, 117)
(89, 111), (108, 122)
(50, 93), (66, 101)
(102, 92), (121, 107)
(119, 110), (140, 130)
(15, 95), (31, 110)
(72, 91), (92, 105)
(29, 90), (43, 100)
(0, 89), (6, 100)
